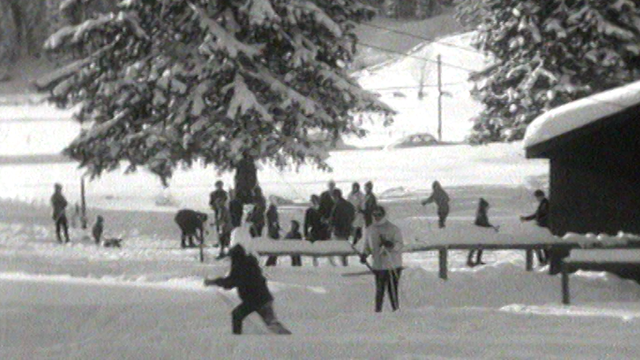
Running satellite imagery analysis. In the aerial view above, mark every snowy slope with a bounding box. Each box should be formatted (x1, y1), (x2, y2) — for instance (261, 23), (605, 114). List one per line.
(351, 31), (488, 146)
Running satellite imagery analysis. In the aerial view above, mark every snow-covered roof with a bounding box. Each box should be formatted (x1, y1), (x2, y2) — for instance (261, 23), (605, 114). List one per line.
(523, 80), (640, 149)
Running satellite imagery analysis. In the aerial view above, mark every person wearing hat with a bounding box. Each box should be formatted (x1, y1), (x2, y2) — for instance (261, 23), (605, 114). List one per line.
(362, 206), (404, 312)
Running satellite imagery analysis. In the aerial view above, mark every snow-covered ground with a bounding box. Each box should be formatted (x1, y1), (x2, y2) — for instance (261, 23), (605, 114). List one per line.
(2, 32), (640, 360)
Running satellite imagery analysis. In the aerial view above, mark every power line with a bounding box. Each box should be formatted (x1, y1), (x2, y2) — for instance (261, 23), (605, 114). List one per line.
(358, 41), (476, 72)
(355, 21), (483, 55)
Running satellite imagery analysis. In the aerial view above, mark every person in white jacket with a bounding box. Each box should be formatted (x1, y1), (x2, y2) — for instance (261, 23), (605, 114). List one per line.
(363, 206), (403, 312)
(347, 182), (366, 245)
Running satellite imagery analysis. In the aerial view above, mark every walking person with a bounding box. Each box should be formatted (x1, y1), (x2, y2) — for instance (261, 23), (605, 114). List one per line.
(520, 189), (550, 266)
(421, 180), (450, 228)
(467, 198), (499, 267)
(265, 203), (281, 266)
(330, 188), (356, 266)
(209, 180), (228, 230)
(51, 183), (70, 243)
(92, 215), (104, 245)
(284, 220), (303, 266)
(248, 186), (266, 238)
(204, 244), (291, 335)
(216, 204), (234, 258)
(304, 195), (330, 266)
(347, 182), (365, 245)
(362, 206), (404, 312)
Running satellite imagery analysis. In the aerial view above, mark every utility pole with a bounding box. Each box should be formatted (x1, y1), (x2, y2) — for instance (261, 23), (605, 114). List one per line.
(437, 54), (442, 142)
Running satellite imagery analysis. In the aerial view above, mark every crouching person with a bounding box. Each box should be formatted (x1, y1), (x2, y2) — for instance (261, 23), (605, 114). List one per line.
(363, 206), (404, 312)
(204, 244), (291, 335)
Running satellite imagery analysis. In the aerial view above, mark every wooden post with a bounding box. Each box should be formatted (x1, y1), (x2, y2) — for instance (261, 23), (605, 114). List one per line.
(561, 263), (570, 305)
(438, 248), (448, 280)
(525, 249), (533, 271)
(80, 176), (87, 229)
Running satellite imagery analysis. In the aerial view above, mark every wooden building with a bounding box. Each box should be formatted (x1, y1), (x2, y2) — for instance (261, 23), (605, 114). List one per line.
(524, 81), (640, 237)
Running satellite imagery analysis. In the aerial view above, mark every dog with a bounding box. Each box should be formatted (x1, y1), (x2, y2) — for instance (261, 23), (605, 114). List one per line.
(102, 238), (123, 248)
(174, 209), (208, 248)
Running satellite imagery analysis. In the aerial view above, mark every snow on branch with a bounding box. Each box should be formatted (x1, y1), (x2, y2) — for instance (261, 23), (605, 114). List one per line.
(223, 74), (274, 122)
(45, 12), (148, 51)
(286, 1), (343, 38)
(191, 4), (263, 58)
(243, 0), (280, 25)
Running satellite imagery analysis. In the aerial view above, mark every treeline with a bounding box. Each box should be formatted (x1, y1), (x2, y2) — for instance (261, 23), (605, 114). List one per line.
(0, 0), (117, 69)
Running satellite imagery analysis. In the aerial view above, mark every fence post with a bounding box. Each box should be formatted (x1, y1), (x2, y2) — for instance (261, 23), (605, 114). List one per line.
(438, 247), (448, 280)
(525, 249), (533, 271)
(561, 263), (570, 305)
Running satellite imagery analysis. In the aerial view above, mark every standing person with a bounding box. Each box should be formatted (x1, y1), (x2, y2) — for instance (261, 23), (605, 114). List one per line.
(209, 180), (228, 230)
(318, 180), (336, 224)
(421, 180), (450, 228)
(265, 203), (281, 266)
(204, 244), (291, 335)
(248, 186), (266, 238)
(467, 198), (499, 267)
(228, 189), (243, 229)
(304, 195), (330, 266)
(285, 220), (303, 267)
(331, 188), (356, 266)
(234, 152), (258, 206)
(347, 182), (365, 245)
(216, 205), (234, 258)
(362, 206), (403, 313)
(51, 183), (70, 244)
(92, 215), (104, 245)
(362, 181), (378, 228)
(520, 189), (550, 265)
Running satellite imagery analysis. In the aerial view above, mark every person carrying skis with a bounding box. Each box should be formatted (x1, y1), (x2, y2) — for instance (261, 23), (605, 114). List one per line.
(51, 183), (70, 243)
(362, 206), (404, 312)
(204, 244), (291, 335)
(421, 180), (450, 228)
(467, 198), (499, 267)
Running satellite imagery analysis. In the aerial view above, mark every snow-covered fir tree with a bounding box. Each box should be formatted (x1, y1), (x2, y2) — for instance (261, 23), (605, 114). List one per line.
(42, 0), (393, 185)
(457, 0), (640, 143)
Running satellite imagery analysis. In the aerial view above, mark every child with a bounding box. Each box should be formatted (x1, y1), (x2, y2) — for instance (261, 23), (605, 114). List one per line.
(467, 198), (499, 267)
(92, 215), (104, 245)
(204, 244), (291, 335)
(285, 220), (303, 267)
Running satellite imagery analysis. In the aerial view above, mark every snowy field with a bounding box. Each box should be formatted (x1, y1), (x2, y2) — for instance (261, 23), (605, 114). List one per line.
(3, 32), (640, 359)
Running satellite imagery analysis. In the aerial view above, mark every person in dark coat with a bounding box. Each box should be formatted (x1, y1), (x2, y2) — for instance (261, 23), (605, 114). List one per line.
(304, 195), (330, 266)
(51, 183), (70, 243)
(285, 220), (303, 267)
(520, 189), (550, 265)
(330, 188), (356, 266)
(467, 198), (499, 267)
(421, 180), (450, 228)
(92, 215), (104, 245)
(234, 152), (258, 205)
(265, 203), (281, 266)
(304, 195), (330, 242)
(318, 180), (336, 222)
(174, 209), (208, 248)
(209, 180), (228, 230)
(362, 181), (378, 228)
(248, 186), (266, 238)
(228, 189), (244, 229)
(204, 244), (291, 335)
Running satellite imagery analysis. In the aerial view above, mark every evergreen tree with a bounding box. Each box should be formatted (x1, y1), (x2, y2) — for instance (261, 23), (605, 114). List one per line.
(42, 0), (393, 185)
(457, 0), (640, 143)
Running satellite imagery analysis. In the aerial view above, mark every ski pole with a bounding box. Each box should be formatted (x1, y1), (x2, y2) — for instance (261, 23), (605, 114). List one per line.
(348, 238), (374, 273)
